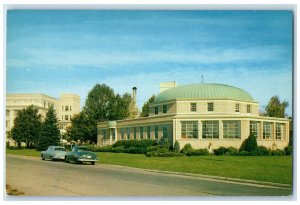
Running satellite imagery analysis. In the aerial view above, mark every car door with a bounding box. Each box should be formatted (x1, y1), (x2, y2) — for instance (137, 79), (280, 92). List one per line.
(44, 147), (51, 159)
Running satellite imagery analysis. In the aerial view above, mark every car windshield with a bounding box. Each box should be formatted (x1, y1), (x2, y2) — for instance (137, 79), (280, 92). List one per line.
(77, 147), (90, 152)
(54, 148), (66, 151)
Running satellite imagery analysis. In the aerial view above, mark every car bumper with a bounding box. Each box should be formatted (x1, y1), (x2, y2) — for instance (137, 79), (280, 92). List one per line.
(78, 159), (98, 162)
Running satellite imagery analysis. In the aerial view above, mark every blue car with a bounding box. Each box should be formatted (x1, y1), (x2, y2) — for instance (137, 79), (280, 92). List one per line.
(41, 146), (67, 161)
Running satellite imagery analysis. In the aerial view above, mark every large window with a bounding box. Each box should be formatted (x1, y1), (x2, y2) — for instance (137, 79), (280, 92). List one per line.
(155, 107), (159, 115)
(127, 128), (130, 140)
(140, 127), (144, 139)
(121, 128), (125, 140)
(155, 126), (159, 139)
(65, 106), (69, 111)
(223, 121), (241, 139)
(276, 123), (284, 140)
(103, 129), (107, 139)
(162, 127), (168, 138)
(147, 126), (151, 139)
(190, 103), (197, 112)
(112, 129), (115, 140)
(202, 121), (219, 139)
(250, 121), (261, 138)
(263, 122), (273, 139)
(181, 121), (198, 139)
(134, 127), (137, 139)
(163, 105), (167, 113)
(208, 102), (214, 111)
(65, 115), (69, 120)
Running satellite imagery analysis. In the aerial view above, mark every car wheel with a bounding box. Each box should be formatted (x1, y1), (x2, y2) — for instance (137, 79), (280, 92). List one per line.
(41, 155), (45, 160)
(50, 156), (52, 161)
(65, 156), (68, 163)
(91, 162), (95, 165)
(74, 158), (78, 164)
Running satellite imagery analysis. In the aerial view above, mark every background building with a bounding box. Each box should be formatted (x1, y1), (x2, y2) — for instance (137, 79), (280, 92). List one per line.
(6, 93), (80, 146)
(97, 82), (289, 150)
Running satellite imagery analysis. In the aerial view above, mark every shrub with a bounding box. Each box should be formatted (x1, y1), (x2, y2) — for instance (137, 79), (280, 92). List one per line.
(128, 147), (146, 154)
(173, 140), (180, 154)
(271, 149), (286, 156)
(239, 134), (258, 153)
(93, 145), (113, 152)
(284, 146), (293, 155)
(213, 147), (228, 156)
(158, 138), (169, 149)
(238, 151), (250, 156)
(225, 147), (239, 156)
(191, 149), (209, 156)
(157, 152), (175, 157)
(111, 146), (125, 153)
(181, 143), (193, 156)
(255, 146), (271, 156)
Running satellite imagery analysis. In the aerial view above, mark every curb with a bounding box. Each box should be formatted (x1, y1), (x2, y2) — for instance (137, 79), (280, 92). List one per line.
(101, 164), (292, 189)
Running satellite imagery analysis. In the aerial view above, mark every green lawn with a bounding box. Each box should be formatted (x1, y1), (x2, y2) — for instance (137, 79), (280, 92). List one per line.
(6, 149), (293, 185)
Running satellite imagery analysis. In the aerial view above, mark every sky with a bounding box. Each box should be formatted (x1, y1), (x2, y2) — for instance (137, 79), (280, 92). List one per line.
(6, 10), (293, 116)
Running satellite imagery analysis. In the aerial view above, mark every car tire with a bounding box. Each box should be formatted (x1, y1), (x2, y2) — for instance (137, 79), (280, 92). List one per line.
(41, 155), (45, 160)
(91, 162), (95, 165)
(74, 158), (79, 164)
(65, 156), (68, 163)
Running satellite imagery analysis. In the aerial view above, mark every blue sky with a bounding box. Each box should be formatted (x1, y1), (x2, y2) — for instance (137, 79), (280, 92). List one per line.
(6, 10), (293, 116)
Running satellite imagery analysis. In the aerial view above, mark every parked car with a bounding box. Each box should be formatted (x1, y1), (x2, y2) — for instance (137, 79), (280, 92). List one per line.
(65, 146), (98, 165)
(41, 146), (67, 161)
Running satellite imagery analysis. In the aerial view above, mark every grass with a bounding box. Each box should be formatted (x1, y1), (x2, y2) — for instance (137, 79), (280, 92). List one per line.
(6, 149), (293, 185)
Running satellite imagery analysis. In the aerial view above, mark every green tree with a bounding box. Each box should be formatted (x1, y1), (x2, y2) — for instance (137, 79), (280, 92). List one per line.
(110, 93), (132, 120)
(140, 95), (155, 117)
(36, 105), (60, 151)
(11, 105), (42, 148)
(65, 111), (97, 143)
(265, 96), (289, 118)
(239, 134), (258, 153)
(84, 84), (116, 122)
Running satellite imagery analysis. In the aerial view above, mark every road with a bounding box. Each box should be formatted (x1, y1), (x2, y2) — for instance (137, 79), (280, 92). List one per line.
(6, 155), (292, 197)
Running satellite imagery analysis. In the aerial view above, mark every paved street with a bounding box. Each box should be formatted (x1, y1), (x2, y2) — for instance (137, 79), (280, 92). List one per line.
(6, 155), (292, 197)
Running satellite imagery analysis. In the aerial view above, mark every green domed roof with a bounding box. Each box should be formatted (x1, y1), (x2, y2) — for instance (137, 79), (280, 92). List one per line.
(154, 83), (254, 103)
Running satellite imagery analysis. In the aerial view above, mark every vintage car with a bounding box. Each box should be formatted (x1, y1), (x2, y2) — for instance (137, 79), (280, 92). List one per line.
(41, 146), (67, 161)
(65, 146), (98, 165)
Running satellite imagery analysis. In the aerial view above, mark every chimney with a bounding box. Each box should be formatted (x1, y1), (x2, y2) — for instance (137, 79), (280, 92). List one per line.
(132, 87), (137, 103)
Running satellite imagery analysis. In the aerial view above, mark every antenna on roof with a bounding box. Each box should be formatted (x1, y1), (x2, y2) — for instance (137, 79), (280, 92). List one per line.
(201, 75), (204, 83)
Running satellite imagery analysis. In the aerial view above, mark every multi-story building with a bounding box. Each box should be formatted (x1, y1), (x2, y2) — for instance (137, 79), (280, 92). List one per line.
(97, 82), (290, 150)
(6, 93), (80, 146)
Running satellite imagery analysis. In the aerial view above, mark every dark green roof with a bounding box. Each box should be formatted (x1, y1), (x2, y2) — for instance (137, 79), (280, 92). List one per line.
(154, 83), (254, 103)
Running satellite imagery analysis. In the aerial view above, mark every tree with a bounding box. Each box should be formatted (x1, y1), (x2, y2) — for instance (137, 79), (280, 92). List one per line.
(11, 105), (42, 148)
(36, 105), (60, 151)
(65, 111), (97, 143)
(239, 134), (258, 153)
(140, 95), (155, 117)
(265, 96), (289, 118)
(84, 84), (116, 122)
(110, 93), (132, 120)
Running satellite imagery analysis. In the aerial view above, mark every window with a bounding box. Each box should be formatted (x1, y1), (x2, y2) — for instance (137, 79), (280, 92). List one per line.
(103, 129), (107, 139)
(65, 115), (68, 120)
(112, 129), (115, 140)
(127, 128), (130, 140)
(181, 121), (198, 139)
(247, 105), (251, 113)
(62, 106), (64, 111)
(140, 127), (144, 139)
(190, 103), (197, 112)
(70, 106), (72, 111)
(208, 102), (214, 111)
(155, 107), (159, 115)
(162, 127), (168, 138)
(44, 101), (46, 108)
(155, 126), (159, 139)
(65, 106), (69, 111)
(147, 126), (151, 139)
(223, 121), (241, 139)
(250, 121), (261, 138)
(263, 122), (273, 139)
(276, 123), (284, 140)
(202, 121), (219, 139)
(163, 105), (167, 113)
(121, 128), (125, 140)
(235, 104), (240, 112)
(134, 127), (137, 139)
(62, 115), (63, 120)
